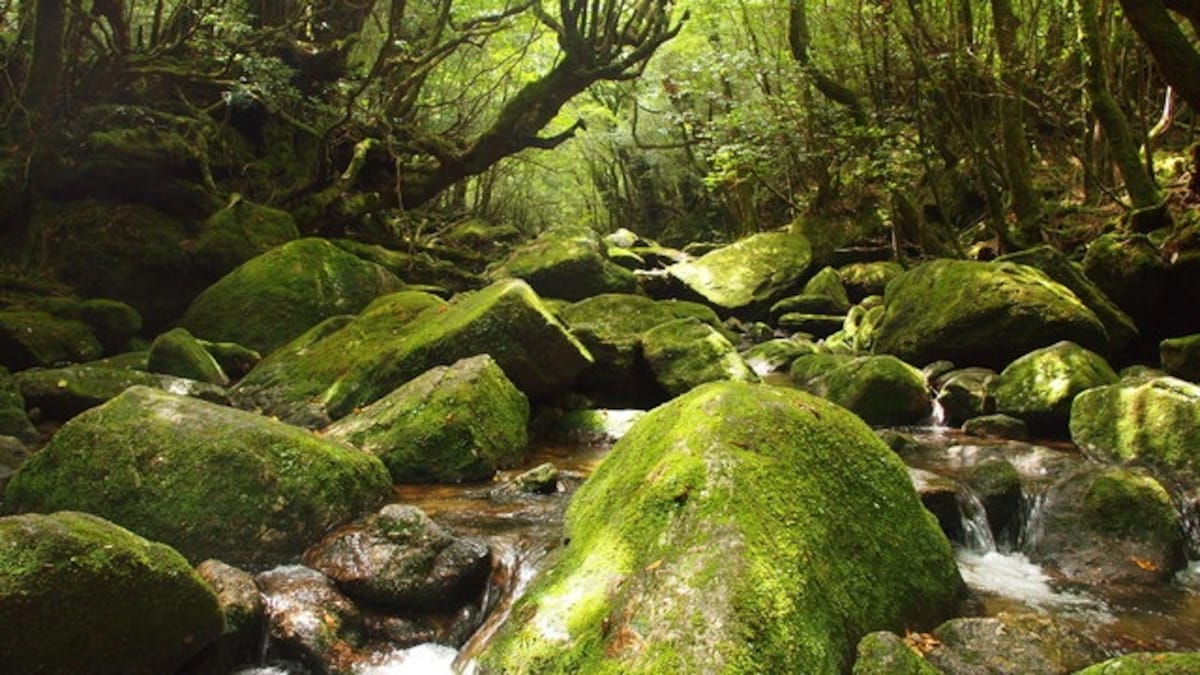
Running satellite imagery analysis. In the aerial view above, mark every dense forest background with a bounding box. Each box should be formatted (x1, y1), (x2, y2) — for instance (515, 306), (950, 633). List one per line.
(1, 0), (1198, 276)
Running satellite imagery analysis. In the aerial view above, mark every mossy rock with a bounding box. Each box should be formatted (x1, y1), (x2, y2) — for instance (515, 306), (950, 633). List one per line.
(47, 298), (144, 353)
(966, 458), (1023, 541)
(926, 614), (1103, 675)
(961, 413), (1029, 441)
(802, 266), (852, 312)
(443, 219), (523, 257)
(838, 261), (904, 302)
(991, 341), (1118, 436)
(14, 365), (228, 421)
(789, 352), (857, 386)
(199, 340), (261, 379)
(852, 631), (942, 675)
(0, 511), (223, 674)
(325, 354), (529, 483)
(794, 354), (932, 427)
(179, 238), (404, 355)
(0, 367), (37, 443)
(742, 337), (818, 375)
(477, 381), (964, 673)
(771, 293), (844, 318)
(332, 239), (480, 294)
(933, 367), (996, 427)
(1070, 377), (1200, 481)
(147, 327), (229, 386)
(4, 386), (392, 564)
(194, 559), (265, 670)
(607, 246), (646, 270)
(641, 318), (758, 396)
(189, 198), (300, 276)
(668, 230), (813, 318)
(778, 312), (846, 337)
(873, 260), (1108, 369)
(1160, 334), (1200, 383)
(1075, 652), (1200, 674)
(1082, 467), (1182, 546)
(234, 281), (592, 427)
(0, 310), (103, 370)
(487, 226), (637, 301)
(1082, 234), (1170, 338)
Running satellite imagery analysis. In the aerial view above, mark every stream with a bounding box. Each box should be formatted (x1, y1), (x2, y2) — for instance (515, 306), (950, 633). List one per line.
(236, 414), (1200, 674)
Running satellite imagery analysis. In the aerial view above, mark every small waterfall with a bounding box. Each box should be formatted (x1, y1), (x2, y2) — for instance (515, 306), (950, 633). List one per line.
(956, 484), (996, 553)
(1016, 489), (1050, 552)
(454, 534), (549, 672)
(929, 397), (948, 429)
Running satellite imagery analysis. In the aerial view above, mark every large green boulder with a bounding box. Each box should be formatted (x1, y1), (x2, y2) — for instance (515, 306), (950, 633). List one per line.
(4, 386), (392, 564)
(1076, 652), (1200, 674)
(0, 511), (223, 674)
(179, 238), (404, 355)
(873, 260), (1108, 369)
(487, 226), (637, 301)
(477, 381), (963, 673)
(189, 198), (300, 277)
(147, 327), (229, 385)
(234, 281), (592, 427)
(926, 614), (1103, 675)
(793, 354), (932, 427)
(0, 367), (37, 443)
(1070, 377), (1200, 480)
(1082, 234), (1170, 340)
(641, 318), (758, 396)
(0, 310), (103, 370)
(14, 364), (228, 421)
(325, 354), (529, 483)
(997, 246), (1139, 357)
(1161, 333), (1200, 383)
(802, 266), (853, 312)
(668, 230), (813, 318)
(991, 341), (1118, 436)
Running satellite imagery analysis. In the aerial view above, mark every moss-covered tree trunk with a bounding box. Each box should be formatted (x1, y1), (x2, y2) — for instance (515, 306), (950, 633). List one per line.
(21, 0), (66, 122)
(990, 0), (1043, 247)
(787, 0), (867, 126)
(1078, 0), (1162, 210)
(1119, 0), (1200, 114)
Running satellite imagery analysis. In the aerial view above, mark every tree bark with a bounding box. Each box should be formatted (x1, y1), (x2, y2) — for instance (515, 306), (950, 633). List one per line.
(990, 0), (1043, 246)
(788, 0), (867, 126)
(1118, 0), (1200, 114)
(1079, 0), (1162, 209)
(22, 0), (66, 121)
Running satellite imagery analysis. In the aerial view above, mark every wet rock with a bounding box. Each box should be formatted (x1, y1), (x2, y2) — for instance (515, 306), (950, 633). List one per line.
(802, 265), (853, 312)
(256, 565), (365, 674)
(534, 408), (646, 445)
(180, 238), (404, 355)
(303, 504), (490, 612)
(195, 559), (265, 667)
(667, 230), (813, 318)
(1027, 467), (1185, 586)
(770, 293), (845, 318)
(490, 463), (561, 501)
(487, 225), (637, 301)
(324, 354), (529, 484)
(966, 458), (1023, 542)
(0, 366), (37, 443)
(1160, 333), (1200, 383)
(147, 327), (229, 385)
(910, 467), (965, 544)
(878, 429), (929, 457)
(926, 613), (1103, 675)
(934, 368), (996, 427)
(478, 381), (963, 673)
(852, 631), (942, 675)
(199, 340), (261, 379)
(991, 341), (1118, 436)
(741, 337), (817, 375)
(234, 281), (591, 427)
(792, 354), (931, 427)
(641, 318), (758, 396)
(873, 260), (1108, 370)
(14, 364), (229, 421)
(5, 386), (392, 564)
(0, 511), (222, 675)
(997, 245), (1139, 358)
(0, 309), (103, 370)
(1075, 652), (1200, 673)
(839, 261), (905, 302)
(962, 414), (1028, 441)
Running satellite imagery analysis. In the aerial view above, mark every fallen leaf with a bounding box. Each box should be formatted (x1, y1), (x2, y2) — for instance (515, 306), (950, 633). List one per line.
(1132, 557), (1159, 572)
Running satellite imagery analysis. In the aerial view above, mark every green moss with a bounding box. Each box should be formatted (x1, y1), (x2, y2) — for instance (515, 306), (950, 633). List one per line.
(4, 386), (392, 564)
(0, 511), (222, 674)
(802, 266), (852, 312)
(668, 231), (813, 317)
(1075, 652), (1200, 674)
(0, 367), (37, 443)
(641, 318), (758, 396)
(874, 260), (1108, 369)
(479, 382), (963, 673)
(992, 341), (1118, 435)
(852, 632), (942, 675)
(326, 354), (529, 483)
(838, 262), (904, 301)
(147, 327), (229, 385)
(742, 338), (818, 375)
(190, 199), (299, 276)
(1082, 468), (1181, 545)
(0, 310), (103, 369)
(962, 414), (1029, 440)
(1070, 377), (1200, 478)
(179, 238), (404, 355)
(794, 355), (932, 427)
(1160, 334), (1200, 382)
(488, 226), (637, 301)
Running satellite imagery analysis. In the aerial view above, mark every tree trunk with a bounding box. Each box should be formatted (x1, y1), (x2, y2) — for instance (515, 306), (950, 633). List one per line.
(22, 0), (66, 121)
(788, 0), (867, 126)
(1079, 0), (1162, 209)
(990, 0), (1043, 247)
(1118, 0), (1200, 114)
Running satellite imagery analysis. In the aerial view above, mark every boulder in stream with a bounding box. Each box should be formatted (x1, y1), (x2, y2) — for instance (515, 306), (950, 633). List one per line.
(4, 386), (392, 564)
(1076, 652), (1200, 674)
(933, 367), (996, 427)
(852, 631), (942, 675)
(476, 381), (964, 673)
(667, 230), (813, 318)
(925, 613), (1104, 675)
(991, 341), (1118, 436)
(838, 261), (905, 302)
(0, 511), (223, 675)
(14, 364), (229, 421)
(872, 260), (1108, 370)
(324, 354), (529, 483)
(194, 559), (265, 669)
(1160, 333), (1200, 383)
(640, 318), (758, 396)
(792, 353), (932, 427)
(487, 225), (637, 301)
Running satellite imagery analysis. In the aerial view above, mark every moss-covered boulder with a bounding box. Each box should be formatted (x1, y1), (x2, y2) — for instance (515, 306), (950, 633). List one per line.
(997, 246), (1139, 358)
(803, 266), (853, 312)
(324, 355), (529, 483)
(668, 230), (813, 318)
(476, 381), (964, 673)
(873, 260), (1108, 369)
(838, 261), (904, 302)
(0, 435), (29, 496)
(926, 614), (1103, 675)
(1082, 233), (1171, 341)
(0, 367), (37, 443)
(1070, 377), (1200, 481)
(234, 281), (592, 427)
(189, 198), (300, 277)
(487, 226), (637, 301)
(0, 511), (223, 674)
(1161, 334), (1200, 383)
(742, 337), (818, 375)
(932, 367), (996, 427)
(1075, 652), (1200, 674)
(147, 327), (229, 385)
(30, 297), (145, 354)
(195, 559), (265, 670)
(793, 354), (932, 427)
(991, 341), (1118, 436)
(559, 294), (726, 406)
(332, 239), (480, 294)
(14, 365), (228, 421)
(961, 413), (1029, 441)
(778, 312), (847, 337)
(966, 458), (1023, 543)
(4, 386), (392, 564)
(179, 238), (404, 355)
(771, 293), (845, 318)
(641, 318), (758, 397)
(0, 310), (103, 369)
(852, 631), (942, 675)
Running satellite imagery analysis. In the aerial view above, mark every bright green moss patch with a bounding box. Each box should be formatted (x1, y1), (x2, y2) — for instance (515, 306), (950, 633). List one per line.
(992, 341), (1118, 435)
(0, 310), (103, 369)
(793, 354), (932, 427)
(668, 230), (813, 318)
(478, 381), (963, 674)
(488, 226), (637, 301)
(1082, 468), (1182, 545)
(641, 318), (757, 396)
(1076, 652), (1200, 674)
